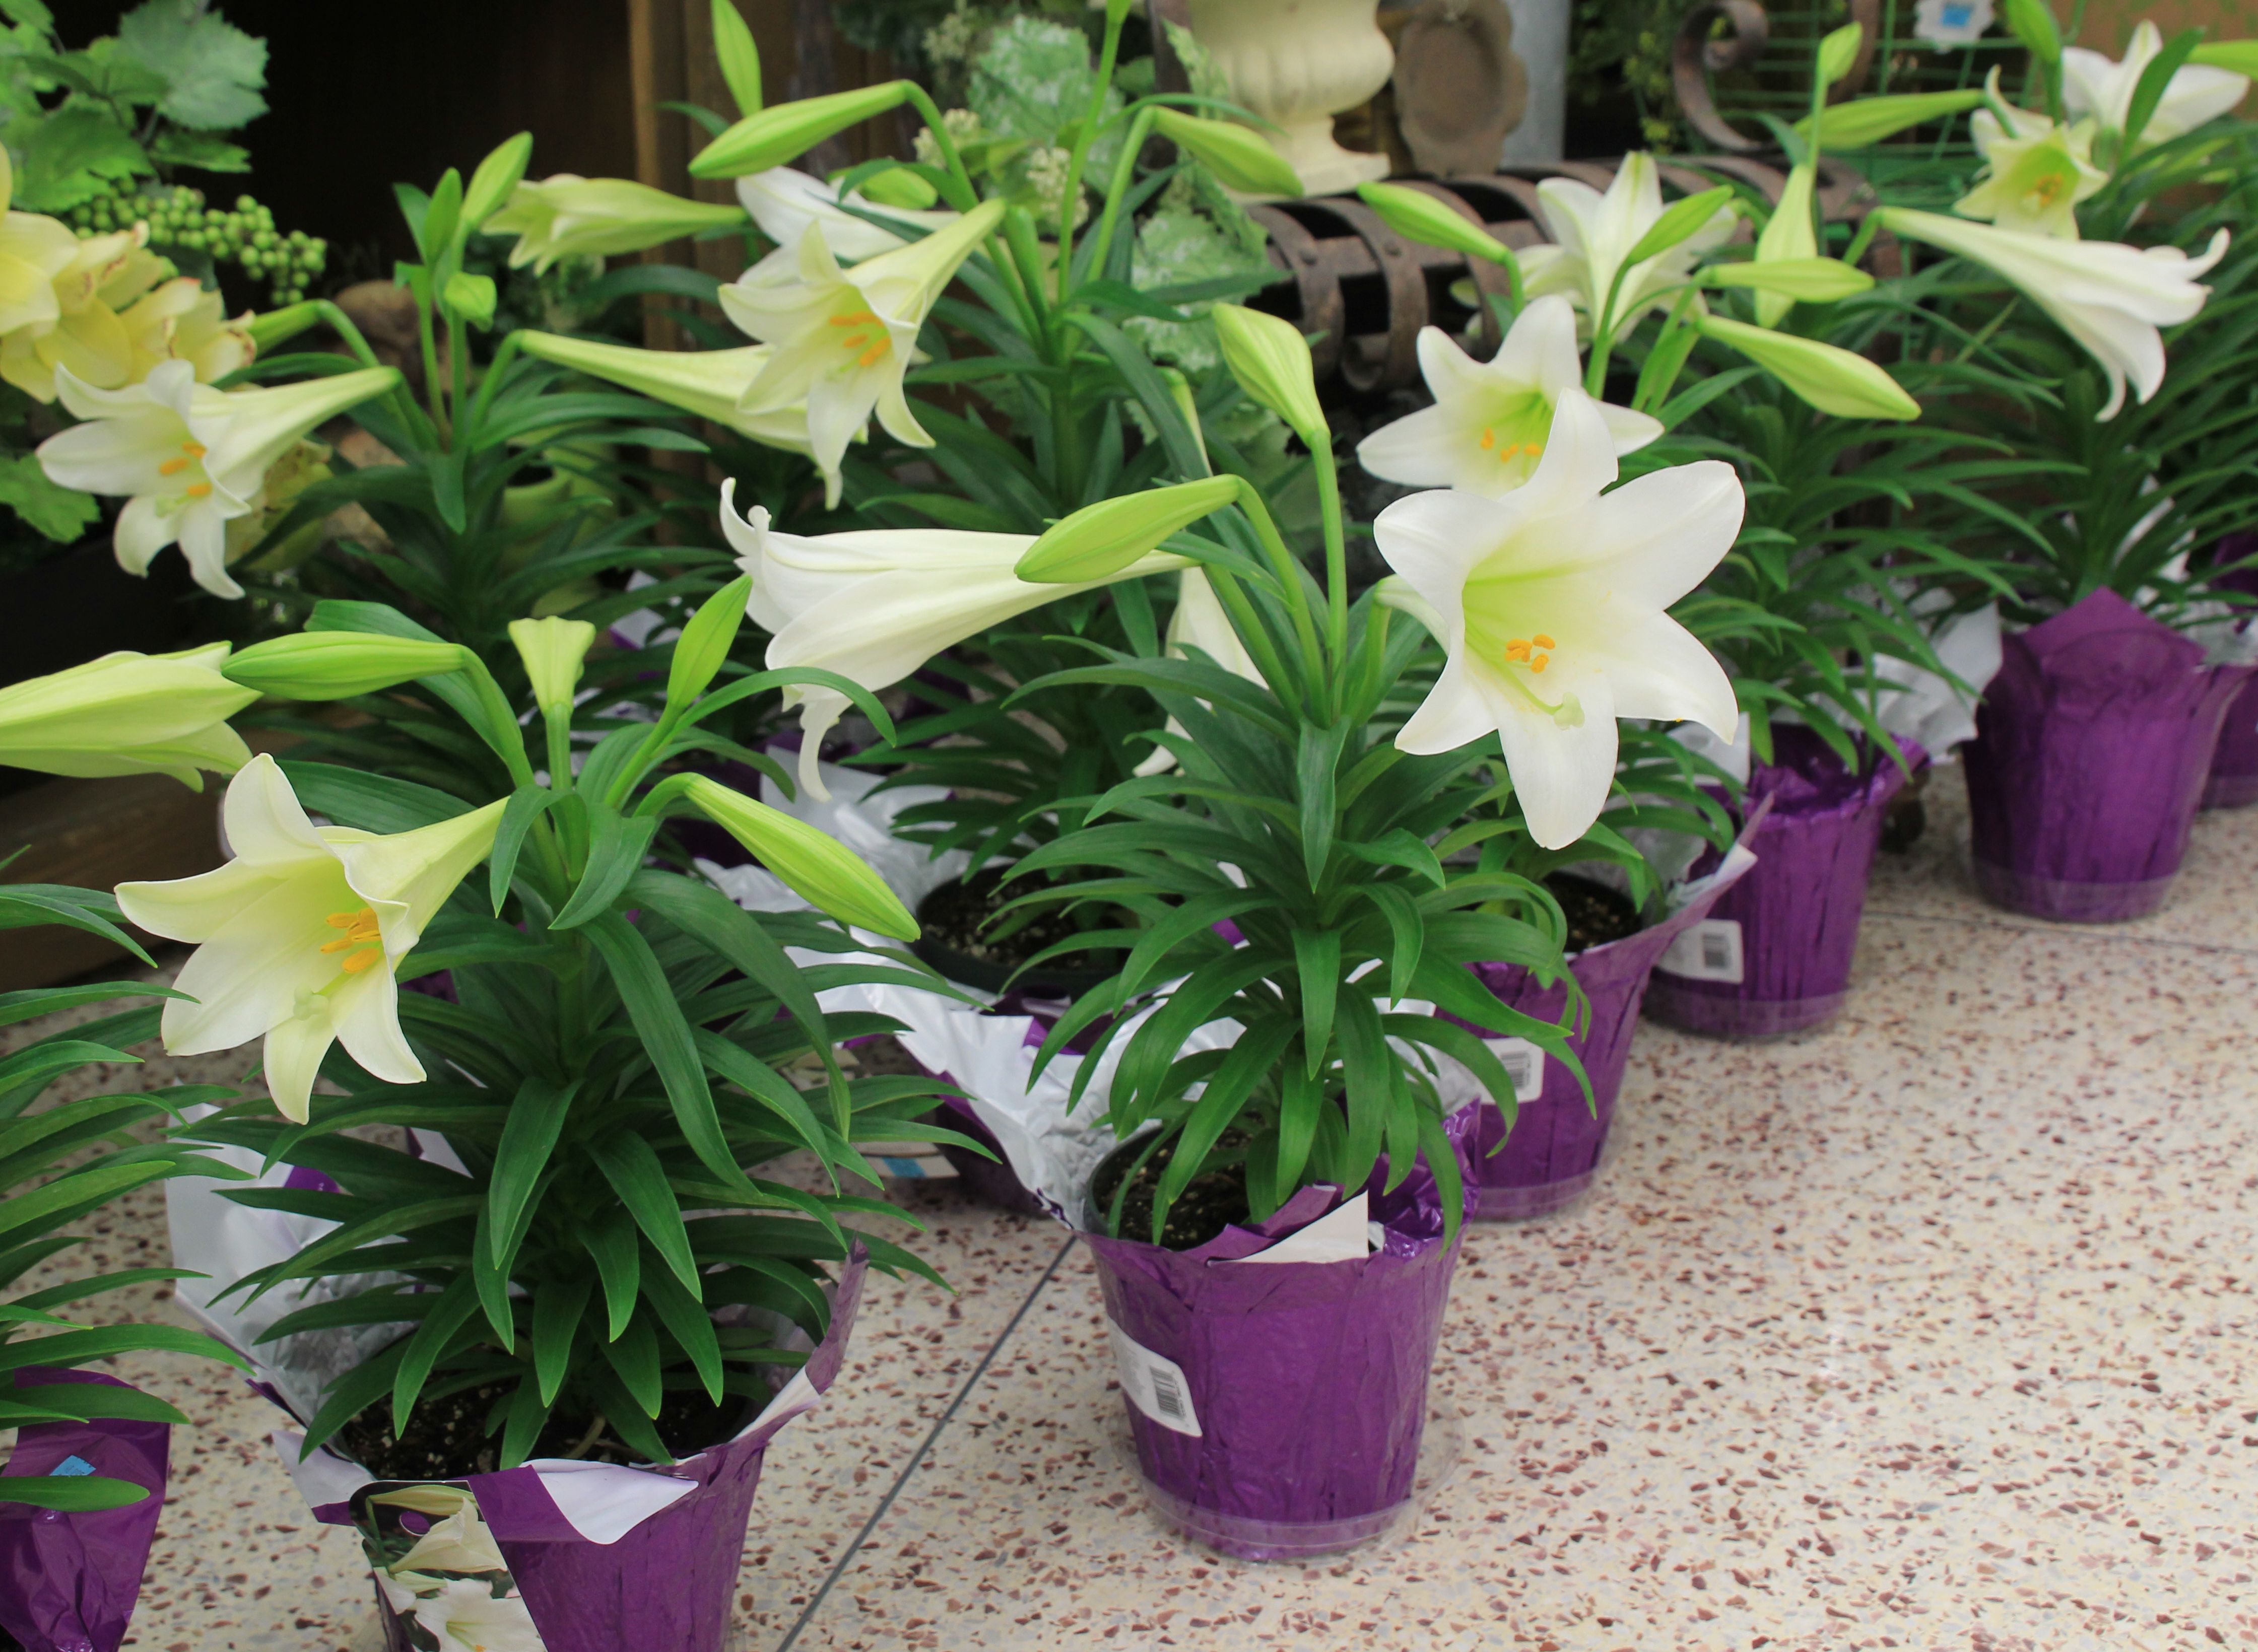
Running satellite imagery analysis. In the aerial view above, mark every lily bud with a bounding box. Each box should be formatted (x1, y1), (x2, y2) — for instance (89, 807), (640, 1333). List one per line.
(509, 615), (597, 716)
(1149, 109), (1303, 198)
(711, 0), (764, 118)
(679, 775), (917, 938)
(223, 633), (469, 700)
(1794, 89), (1984, 151)
(1211, 304), (1328, 449)
(462, 133), (534, 236)
(2001, 0), (2061, 66)
(485, 176), (748, 274)
(690, 83), (913, 180)
(1750, 165), (1818, 326)
(1816, 23), (1863, 87)
(247, 300), (322, 353)
(1018, 476), (1239, 584)
(0, 643), (255, 787)
(858, 166), (939, 210)
(441, 270), (498, 330)
(1706, 257), (1874, 301)
(1158, 366), (1204, 451)
(1356, 181), (1516, 268)
(1696, 314), (1919, 420)
(667, 575), (756, 710)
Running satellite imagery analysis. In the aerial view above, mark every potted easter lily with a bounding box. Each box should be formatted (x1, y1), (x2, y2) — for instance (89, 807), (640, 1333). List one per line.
(733, 299), (1749, 1556)
(1853, 7), (2258, 920)
(0, 596), (957, 1648)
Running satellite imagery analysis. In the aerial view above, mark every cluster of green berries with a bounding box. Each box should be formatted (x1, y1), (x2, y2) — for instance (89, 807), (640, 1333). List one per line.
(67, 184), (326, 307)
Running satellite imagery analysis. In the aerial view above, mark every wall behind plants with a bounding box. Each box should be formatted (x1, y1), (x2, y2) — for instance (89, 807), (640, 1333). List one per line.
(50, 0), (639, 273)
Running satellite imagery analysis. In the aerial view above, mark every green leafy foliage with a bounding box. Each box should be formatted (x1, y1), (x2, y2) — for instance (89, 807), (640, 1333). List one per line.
(0, 450), (97, 542)
(113, 0), (267, 130)
(0, 886), (250, 1511)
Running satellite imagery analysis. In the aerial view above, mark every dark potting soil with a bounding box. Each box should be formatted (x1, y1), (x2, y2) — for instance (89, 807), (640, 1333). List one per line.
(1548, 872), (1641, 952)
(917, 869), (1099, 971)
(1091, 1130), (1254, 1251)
(338, 1376), (744, 1477)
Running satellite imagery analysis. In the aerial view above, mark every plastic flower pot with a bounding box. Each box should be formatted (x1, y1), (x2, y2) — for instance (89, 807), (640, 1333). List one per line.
(1452, 852), (1756, 1219)
(0, 1370), (169, 1652)
(2203, 536), (2258, 811)
(275, 1254), (868, 1652)
(1078, 1106), (1477, 1562)
(1645, 727), (1917, 1040)
(1963, 590), (2257, 922)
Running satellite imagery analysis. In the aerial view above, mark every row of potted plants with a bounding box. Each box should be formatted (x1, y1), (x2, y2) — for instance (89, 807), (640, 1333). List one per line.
(3, 2), (2256, 1645)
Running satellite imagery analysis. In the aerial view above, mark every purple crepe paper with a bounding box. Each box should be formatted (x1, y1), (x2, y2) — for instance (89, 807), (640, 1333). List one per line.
(1645, 726), (1918, 1040)
(336, 1249), (868, 1652)
(1079, 1105), (1478, 1561)
(1962, 590), (2256, 922)
(2204, 534), (2258, 810)
(0, 1369), (169, 1652)
(1451, 840), (1758, 1220)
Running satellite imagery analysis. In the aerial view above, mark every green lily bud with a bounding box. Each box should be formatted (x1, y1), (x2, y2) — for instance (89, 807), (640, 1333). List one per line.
(2001, 0), (2061, 65)
(667, 575), (755, 710)
(712, 0), (764, 118)
(1792, 89), (1984, 151)
(462, 131), (534, 234)
(1355, 181), (1517, 268)
(1211, 304), (1329, 449)
(1706, 257), (1874, 301)
(1158, 366), (1204, 451)
(690, 83), (913, 180)
(1750, 165), (1817, 327)
(2192, 41), (2258, 75)
(508, 616), (597, 716)
(1816, 23), (1863, 87)
(442, 270), (498, 329)
(1150, 109), (1303, 198)
(680, 775), (917, 938)
(858, 166), (939, 210)
(1697, 314), (1919, 421)
(0, 643), (254, 787)
(1018, 476), (1239, 584)
(419, 168), (464, 264)
(223, 633), (470, 700)
(1621, 185), (1737, 269)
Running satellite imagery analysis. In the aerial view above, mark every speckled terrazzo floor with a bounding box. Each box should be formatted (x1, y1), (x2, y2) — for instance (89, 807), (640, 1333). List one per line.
(10, 761), (2256, 1651)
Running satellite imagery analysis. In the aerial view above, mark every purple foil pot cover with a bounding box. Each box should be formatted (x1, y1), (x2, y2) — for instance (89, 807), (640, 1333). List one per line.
(1645, 726), (1917, 1041)
(2204, 533), (2258, 809)
(1446, 865), (1748, 1221)
(1079, 1105), (1478, 1559)
(1962, 588), (2256, 922)
(0, 1369), (170, 1652)
(333, 1250), (868, 1652)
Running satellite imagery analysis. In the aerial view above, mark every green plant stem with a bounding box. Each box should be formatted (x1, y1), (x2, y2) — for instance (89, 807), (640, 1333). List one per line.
(1224, 479), (1327, 704)
(1201, 563), (1301, 714)
(901, 80), (1043, 334)
(446, 312), (469, 447)
(312, 299), (425, 434)
(1085, 107), (1158, 290)
(544, 713), (574, 798)
(1309, 444), (1349, 689)
(465, 331), (527, 439)
(1055, 0), (1130, 303)
(414, 288), (447, 437)
(1585, 263), (1636, 396)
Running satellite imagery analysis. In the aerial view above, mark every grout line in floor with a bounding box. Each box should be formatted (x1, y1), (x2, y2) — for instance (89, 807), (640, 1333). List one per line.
(770, 1232), (1079, 1652)
(1865, 905), (2258, 961)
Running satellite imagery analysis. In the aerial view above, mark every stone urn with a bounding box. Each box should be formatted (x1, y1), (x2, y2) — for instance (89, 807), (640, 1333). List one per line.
(1187, 0), (1393, 196)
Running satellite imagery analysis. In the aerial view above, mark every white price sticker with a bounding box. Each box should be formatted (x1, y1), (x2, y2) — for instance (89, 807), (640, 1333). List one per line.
(1107, 1321), (1202, 1436)
(1484, 1036), (1547, 1103)
(1657, 919), (1745, 984)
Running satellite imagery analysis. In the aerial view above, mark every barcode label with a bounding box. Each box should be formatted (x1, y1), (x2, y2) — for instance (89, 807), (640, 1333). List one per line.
(1107, 1321), (1202, 1436)
(1657, 919), (1745, 984)
(1484, 1036), (1546, 1102)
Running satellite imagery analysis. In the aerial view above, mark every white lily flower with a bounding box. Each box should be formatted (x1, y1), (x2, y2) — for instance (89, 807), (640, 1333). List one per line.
(517, 331), (815, 455)
(0, 145), (82, 336)
(0, 642), (255, 786)
(1355, 297), (1661, 497)
(1959, 84), (2107, 239)
(1134, 566), (1264, 778)
(115, 754), (504, 1124)
(410, 1579), (544, 1652)
(721, 477), (1186, 799)
(1518, 154), (1736, 337)
(389, 1502), (509, 1577)
(719, 198), (1005, 507)
(2064, 21), (2249, 150)
(1880, 208), (2228, 418)
(1372, 389), (1742, 850)
(736, 166), (958, 262)
(35, 360), (400, 597)
(485, 175), (747, 274)
(118, 273), (256, 383)
(0, 223), (148, 401)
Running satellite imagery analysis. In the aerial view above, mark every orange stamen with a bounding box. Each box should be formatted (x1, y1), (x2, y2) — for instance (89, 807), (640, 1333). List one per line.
(1530, 654), (1549, 673)
(827, 309), (878, 326)
(1479, 427), (1496, 449)
(180, 441), (206, 458)
(340, 949), (381, 974)
(1533, 634), (1555, 649)
(184, 482), (212, 498)
(857, 342), (888, 369)
(159, 456), (190, 475)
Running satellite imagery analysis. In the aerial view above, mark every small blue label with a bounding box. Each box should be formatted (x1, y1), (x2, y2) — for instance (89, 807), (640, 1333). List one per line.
(1943, 3), (1974, 22)
(51, 1456), (96, 1478)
